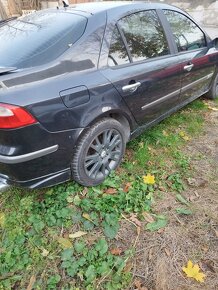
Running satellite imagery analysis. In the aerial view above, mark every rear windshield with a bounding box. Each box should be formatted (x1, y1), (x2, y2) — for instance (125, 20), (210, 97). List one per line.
(0, 11), (87, 69)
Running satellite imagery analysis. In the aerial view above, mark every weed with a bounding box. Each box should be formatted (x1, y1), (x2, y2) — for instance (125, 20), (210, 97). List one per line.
(0, 99), (209, 289)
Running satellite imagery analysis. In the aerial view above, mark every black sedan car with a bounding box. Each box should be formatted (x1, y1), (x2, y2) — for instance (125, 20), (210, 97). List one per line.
(0, 2), (217, 189)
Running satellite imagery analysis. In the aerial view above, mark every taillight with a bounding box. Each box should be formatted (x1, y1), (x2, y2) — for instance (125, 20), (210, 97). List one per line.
(0, 103), (37, 129)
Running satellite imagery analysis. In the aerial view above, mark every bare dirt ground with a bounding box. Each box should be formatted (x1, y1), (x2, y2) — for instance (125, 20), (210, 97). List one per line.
(119, 103), (218, 290)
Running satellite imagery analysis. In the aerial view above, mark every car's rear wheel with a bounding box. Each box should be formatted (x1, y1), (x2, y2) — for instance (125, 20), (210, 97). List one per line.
(72, 118), (126, 186)
(205, 72), (218, 99)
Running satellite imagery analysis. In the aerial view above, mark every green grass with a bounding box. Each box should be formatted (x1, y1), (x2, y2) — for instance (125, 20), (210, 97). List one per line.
(0, 99), (211, 289)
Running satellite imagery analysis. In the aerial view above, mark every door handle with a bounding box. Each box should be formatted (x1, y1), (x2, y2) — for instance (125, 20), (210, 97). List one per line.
(184, 63), (194, 72)
(122, 82), (141, 93)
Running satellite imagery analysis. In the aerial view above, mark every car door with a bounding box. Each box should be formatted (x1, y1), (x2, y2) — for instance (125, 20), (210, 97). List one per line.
(100, 9), (182, 126)
(163, 9), (217, 103)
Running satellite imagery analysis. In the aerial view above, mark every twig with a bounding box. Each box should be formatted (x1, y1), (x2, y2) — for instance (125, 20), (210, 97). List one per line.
(121, 213), (138, 228)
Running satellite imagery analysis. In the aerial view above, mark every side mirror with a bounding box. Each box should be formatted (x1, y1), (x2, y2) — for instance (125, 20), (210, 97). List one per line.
(207, 37), (218, 49)
(214, 38), (218, 49)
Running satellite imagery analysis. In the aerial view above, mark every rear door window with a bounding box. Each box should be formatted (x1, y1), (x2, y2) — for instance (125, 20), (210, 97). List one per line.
(0, 12), (87, 68)
(118, 10), (170, 62)
(108, 26), (130, 66)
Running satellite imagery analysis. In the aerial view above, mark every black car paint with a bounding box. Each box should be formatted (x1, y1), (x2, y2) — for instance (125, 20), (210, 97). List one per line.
(0, 2), (217, 188)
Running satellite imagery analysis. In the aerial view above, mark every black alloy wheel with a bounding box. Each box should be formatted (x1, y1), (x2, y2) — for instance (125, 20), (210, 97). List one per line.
(72, 118), (126, 186)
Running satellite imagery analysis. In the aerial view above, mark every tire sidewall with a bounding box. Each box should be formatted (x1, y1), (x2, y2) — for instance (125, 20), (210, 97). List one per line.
(72, 118), (126, 186)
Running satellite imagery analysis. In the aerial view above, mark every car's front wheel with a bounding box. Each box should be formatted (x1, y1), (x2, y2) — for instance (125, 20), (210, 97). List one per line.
(72, 118), (126, 186)
(205, 72), (218, 99)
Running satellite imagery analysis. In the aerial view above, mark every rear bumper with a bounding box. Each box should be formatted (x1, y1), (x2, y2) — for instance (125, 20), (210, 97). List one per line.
(0, 168), (71, 190)
(0, 124), (85, 189)
(0, 145), (58, 164)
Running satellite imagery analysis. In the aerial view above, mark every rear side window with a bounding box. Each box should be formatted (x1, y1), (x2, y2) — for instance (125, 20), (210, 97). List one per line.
(0, 12), (87, 68)
(164, 10), (206, 52)
(108, 26), (130, 66)
(118, 10), (170, 62)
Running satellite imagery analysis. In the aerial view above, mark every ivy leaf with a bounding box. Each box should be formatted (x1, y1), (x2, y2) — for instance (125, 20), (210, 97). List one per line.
(85, 265), (96, 284)
(95, 239), (108, 256)
(103, 223), (119, 239)
(74, 240), (86, 254)
(183, 260), (206, 282)
(47, 275), (61, 287)
(176, 208), (192, 215)
(83, 220), (95, 230)
(67, 264), (79, 277)
(61, 248), (73, 261)
(97, 261), (110, 275)
(73, 195), (81, 206)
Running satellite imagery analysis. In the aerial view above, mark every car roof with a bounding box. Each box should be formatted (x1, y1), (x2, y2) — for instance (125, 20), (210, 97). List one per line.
(53, 1), (181, 16)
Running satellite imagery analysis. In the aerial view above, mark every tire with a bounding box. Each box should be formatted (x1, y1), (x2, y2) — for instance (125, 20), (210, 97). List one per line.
(205, 72), (218, 99)
(72, 118), (127, 186)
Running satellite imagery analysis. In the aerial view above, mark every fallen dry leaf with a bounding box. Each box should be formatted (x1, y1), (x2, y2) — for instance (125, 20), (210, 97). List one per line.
(207, 106), (218, 111)
(123, 182), (131, 193)
(69, 231), (87, 239)
(202, 246), (209, 253)
(215, 230), (218, 238)
(189, 195), (198, 202)
(157, 228), (165, 234)
(110, 248), (123, 256)
(129, 213), (142, 227)
(162, 130), (169, 136)
(41, 249), (49, 257)
(179, 130), (190, 141)
(26, 275), (36, 290)
(148, 248), (154, 261)
(0, 213), (5, 228)
(194, 191), (200, 198)
(81, 187), (88, 196)
(142, 212), (155, 223)
(57, 237), (72, 249)
(134, 279), (148, 290)
(104, 188), (117, 195)
(182, 260), (206, 282)
(82, 213), (93, 222)
(164, 247), (171, 257)
(123, 261), (132, 273)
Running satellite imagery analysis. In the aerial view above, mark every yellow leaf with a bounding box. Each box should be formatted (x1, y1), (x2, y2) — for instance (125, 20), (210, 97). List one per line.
(26, 275), (36, 290)
(208, 106), (218, 111)
(57, 237), (72, 249)
(0, 213), (5, 228)
(179, 131), (186, 137)
(143, 174), (155, 185)
(69, 231), (87, 239)
(179, 131), (190, 141)
(82, 213), (93, 222)
(182, 260), (206, 282)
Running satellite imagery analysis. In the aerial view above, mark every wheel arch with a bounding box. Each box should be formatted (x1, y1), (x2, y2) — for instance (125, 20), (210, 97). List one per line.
(80, 110), (133, 144)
